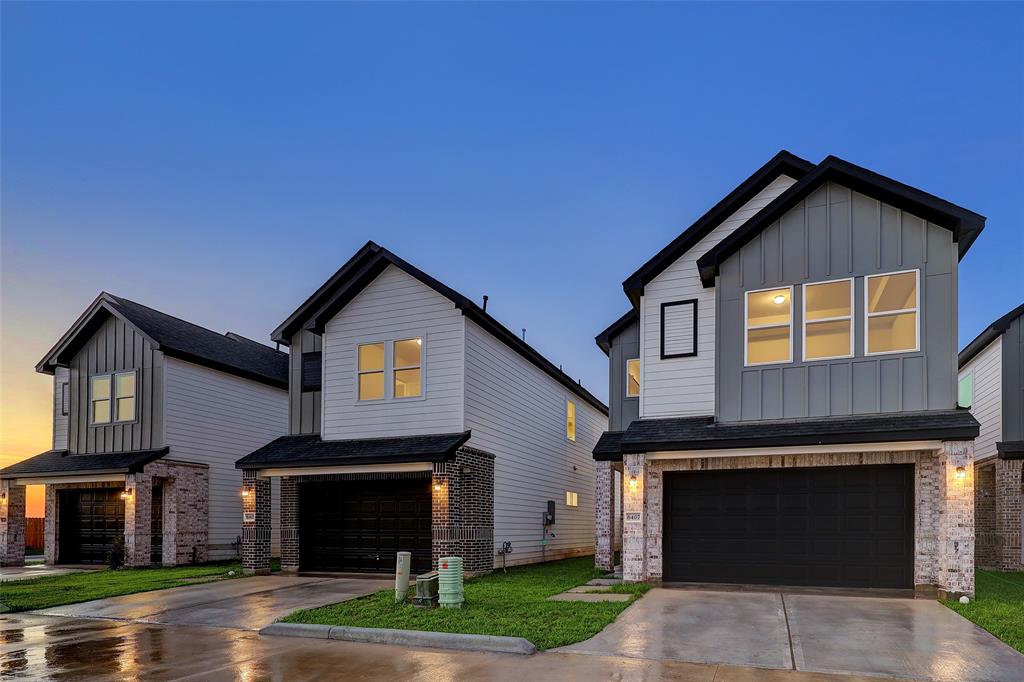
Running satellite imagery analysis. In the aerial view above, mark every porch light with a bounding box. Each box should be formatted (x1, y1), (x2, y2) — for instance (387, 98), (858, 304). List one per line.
(120, 488), (133, 500)
(955, 466), (967, 481)
(628, 476), (638, 491)
(433, 483), (443, 492)
(241, 487), (252, 498)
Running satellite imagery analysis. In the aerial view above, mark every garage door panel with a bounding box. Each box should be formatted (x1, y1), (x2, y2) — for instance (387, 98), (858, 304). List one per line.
(663, 464), (913, 589)
(59, 488), (125, 565)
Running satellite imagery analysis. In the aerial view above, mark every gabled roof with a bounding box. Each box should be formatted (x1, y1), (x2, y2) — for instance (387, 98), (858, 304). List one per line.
(36, 293), (288, 389)
(959, 302), (1024, 368)
(621, 151), (815, 307)
(236, 431), (472, 470)
(595, 309), (638, 355)
(696, 155), (987, 287)
(271, 241), (608, 415)
(0, 447), (170, 479)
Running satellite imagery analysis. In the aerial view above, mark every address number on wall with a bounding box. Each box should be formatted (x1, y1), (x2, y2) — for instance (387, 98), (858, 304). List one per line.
(625, 512), (642, 524)
(243, 511), (256, 523)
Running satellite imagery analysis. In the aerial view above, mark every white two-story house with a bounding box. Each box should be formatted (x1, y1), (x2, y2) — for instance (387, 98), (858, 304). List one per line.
(593, 151), (985, 598)
(236, 242), (606, 576)
(0, 293), (288, 567)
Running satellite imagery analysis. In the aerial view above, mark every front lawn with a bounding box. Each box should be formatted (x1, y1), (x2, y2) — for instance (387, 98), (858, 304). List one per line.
(0, 562), (245, 612)
(946, 570), (1024, 654)
(283, 556), (648, 650)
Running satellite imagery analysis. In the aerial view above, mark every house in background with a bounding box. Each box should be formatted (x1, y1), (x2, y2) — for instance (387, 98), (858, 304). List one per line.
(0, 293), (287, 567)
(593, 151), (984, 598)
(236, 242), (606, 576)
(958, 302), (1024, 571)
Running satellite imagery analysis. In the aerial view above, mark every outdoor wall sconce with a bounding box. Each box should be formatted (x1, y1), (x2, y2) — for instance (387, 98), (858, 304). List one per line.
(241, 487), (252, 498)
(433, 483), (443, 492)
(628, 475), (638, 491)
(955, 466), (967, 482)
(120, 488), (134, 500)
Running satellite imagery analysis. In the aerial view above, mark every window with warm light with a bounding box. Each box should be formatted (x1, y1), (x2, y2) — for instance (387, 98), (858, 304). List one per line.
(91, 375), (111, 424)
(566, 400), (576, 442)
(90, 371), (136, 424)
(626, 358), (640, 397)
(865, 270), (918, 355)
(958, 373), (973, 409)
(565, 490), (579, 507)
(357, 342), (385, 400)
(745, 287), (793, 365)
(803, 279), (853, 361)
(393, 338), (422, 398)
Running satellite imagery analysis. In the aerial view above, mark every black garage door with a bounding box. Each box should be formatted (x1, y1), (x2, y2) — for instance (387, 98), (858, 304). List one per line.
(299, 478), (432, 573)
(58, 488), (125, 564)
(663, 464), (914, 588)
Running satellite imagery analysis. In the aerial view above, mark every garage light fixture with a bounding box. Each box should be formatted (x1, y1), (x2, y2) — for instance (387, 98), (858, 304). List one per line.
(955, 466), (967, 482)
(433, 482), (443, 492)
(241, 487), (252, 498)
(628, 476), (638, 491)
(120, 488), (133, 501)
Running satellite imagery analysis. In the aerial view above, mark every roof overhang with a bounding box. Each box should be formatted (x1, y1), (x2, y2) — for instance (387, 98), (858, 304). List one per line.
(11, 473), (126, 486)
(997, 441), (1024, 460)
(236, 431), (473, 471)
(959, 302), (1024, 368)
(0, 447), (170, 480)
(258, 462), (434, 478)
(595, 310), (638, 355)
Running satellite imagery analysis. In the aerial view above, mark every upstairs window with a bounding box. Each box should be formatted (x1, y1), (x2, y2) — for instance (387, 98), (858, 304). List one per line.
(566, 400), (576, 442)
(301, 352), (322, 392)
(565, 491), (579, 507)
(803, 279), (853, 361)
(626, 358), (640, 397)
(115, 372), (136, 422)
(393, 338), (422, 398)
(661, 300), (698, 358)
(90, 371), (136, 424)
(865, 270), (919, 355)
(357, 343), (385, 401)
(958, 373), (973, 409)
(91, 375), (111, 424)
(61, 382), (69, 416)
(745, 287), (793, 366)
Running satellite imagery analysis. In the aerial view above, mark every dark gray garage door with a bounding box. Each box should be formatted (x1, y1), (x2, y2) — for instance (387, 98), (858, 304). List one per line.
(299, 478), (432, 574)
(58, 488), (125, 565)
(663, 464), (914, 589)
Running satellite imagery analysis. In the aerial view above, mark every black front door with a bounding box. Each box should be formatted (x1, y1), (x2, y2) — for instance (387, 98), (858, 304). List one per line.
(299, 478), (432, 573)
(663, 464), (914, 589)
(58, 488), (125, 565)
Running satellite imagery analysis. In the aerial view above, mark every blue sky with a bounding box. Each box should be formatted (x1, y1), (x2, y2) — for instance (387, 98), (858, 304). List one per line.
(2, 1), (1022, 444)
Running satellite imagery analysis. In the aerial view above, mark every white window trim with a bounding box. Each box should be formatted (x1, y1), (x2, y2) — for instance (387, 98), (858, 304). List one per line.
(566, 399), (577, 442)
(625, 358), (640, 398)
(863, 268), (920, 356)
(353, 334), (428, 404)
(744, 285), (794, 367)
(801, 277), (855, 362)
(89, 370), (137, 426)
(565, 490), (579, 508)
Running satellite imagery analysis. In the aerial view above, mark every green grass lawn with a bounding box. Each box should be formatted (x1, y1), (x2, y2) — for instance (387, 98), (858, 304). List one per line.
(0, 562), (246, 612)
(946, 570), (1024, 654)
(283, 556), (648, 650)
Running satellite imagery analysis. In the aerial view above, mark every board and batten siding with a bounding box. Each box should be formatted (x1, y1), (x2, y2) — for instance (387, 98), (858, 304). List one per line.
(1004, 314), (1024, 443)
(640, 174), (797, 419)
(163, 357), (288, 558)
(960, 337), (1002, 462)
(607, 320), (639, 431)
(289, 330), (322, 435)
(66, 314), (164, 454)
(715, 182), (957, 422)
(321, 265), (465, 440)
(463, 319), (604, 566)
(52, 367), (70, 450)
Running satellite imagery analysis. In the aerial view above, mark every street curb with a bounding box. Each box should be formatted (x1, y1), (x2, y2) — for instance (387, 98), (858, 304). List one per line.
(260, 622), (536, 655)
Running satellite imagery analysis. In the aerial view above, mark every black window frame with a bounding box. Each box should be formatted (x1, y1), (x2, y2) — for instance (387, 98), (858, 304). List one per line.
(61, 382), (70, 416)
(660, 299), (698, 359)
(301, 351), (323, 392)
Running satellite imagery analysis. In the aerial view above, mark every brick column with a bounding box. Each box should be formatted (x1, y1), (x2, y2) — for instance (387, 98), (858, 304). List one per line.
(280, 477), (299, 574)
(595, 460), (615, 571)
(124, 473), (153, 567)
(242, 471), (271, 575)
(44, 485), (57, 565)
(995, 458), (1023, 570)
(432, 462), (457, 567)
(937, 440), (975, 599)
(0, 481), (26, 567)
(622, 453), (647, 582)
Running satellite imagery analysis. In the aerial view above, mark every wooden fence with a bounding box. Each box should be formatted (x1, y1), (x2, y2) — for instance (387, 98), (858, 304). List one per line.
(25, 517), (44, 550)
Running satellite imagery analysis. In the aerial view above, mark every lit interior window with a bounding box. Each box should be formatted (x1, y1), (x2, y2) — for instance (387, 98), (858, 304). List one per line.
(91, 375), (111, 424)
(358, 342), (385, 400)
(565, 490), (579, 507)
(393, 338), (422, 398)
(626, 359), (640, 397)
(804, 280), (853, 360)
(114, 371), (136, 422)
(746, 287), (792, 365)
(566, 400), (576, 442)
(866, 271), (918, 354)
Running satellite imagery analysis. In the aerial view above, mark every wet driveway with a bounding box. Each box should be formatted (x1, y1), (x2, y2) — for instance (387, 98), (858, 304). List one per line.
(554, 588), (1024, 681)
(30, 575), (390, 630)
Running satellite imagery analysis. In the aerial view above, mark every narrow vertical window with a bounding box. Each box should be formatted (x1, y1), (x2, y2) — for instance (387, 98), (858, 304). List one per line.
(60, 382), (70, 416)
(301, 352), (322, 392)
(958, 373), (973, 409)
(745, 287), (793, 365)
(393, 338), (422, 398)
(803, 279), (853, 361)
(566, 400), (576, 442)
(357, 343), (385, 400)
(661, 300), (698, 358)
(114, 371), (136, 422)
(865, 270), (919, 355)
(91, 375), (111, 424)
(626, 358), (640, 397)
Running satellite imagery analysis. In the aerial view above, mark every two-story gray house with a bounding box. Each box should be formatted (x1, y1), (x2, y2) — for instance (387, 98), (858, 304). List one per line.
(236, 242), (606, 576)
(593, 151), (984, 598)
(0, 293), (288, 567)
(958, 302), (1024, 571)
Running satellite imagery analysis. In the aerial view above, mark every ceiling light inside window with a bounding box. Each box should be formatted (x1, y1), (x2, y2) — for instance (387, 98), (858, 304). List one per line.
(773, 294), (786, 305)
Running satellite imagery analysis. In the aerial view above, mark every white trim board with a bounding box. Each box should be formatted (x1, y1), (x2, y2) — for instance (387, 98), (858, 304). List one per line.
(646, 440), (942, 460)
(260, 462), (433, 478)
(13, 473), (126, 486)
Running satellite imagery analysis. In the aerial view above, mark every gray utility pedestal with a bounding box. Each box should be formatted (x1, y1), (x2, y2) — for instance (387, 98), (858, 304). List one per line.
(412, 571), (439, 608)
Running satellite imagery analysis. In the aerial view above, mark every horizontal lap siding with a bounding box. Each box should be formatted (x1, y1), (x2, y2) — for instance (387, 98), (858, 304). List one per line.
(164, 358), (288, 558)
(53, 368), (69, 450)
(464, 320), (604, 566)
(961, 338), (1002, 461)
(321, 265), (465, 439)
(641, 175), (797, 419)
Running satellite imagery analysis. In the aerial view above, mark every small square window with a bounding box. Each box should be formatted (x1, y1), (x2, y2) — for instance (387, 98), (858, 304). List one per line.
(565, 491), (579, 508)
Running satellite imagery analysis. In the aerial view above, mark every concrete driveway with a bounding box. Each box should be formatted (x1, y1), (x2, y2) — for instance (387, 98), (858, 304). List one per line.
(555, 588), (1024, 682)
(31, 575), (390, 630)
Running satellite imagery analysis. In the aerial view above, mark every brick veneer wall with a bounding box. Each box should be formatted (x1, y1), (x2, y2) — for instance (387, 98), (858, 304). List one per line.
(975, 460), (998, 568)
(994, 458), (1023, 570)
(242, 471), (271, 575)
(594, 460), (615, 571)
(0, 481), (26, 567)
(619, 444), (976, 597)
(280, 477), (299, 573)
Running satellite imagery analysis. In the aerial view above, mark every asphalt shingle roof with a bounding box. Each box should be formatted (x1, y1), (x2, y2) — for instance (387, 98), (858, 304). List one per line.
(0, 447), (169, 478)
(236, 431), (472, 469)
